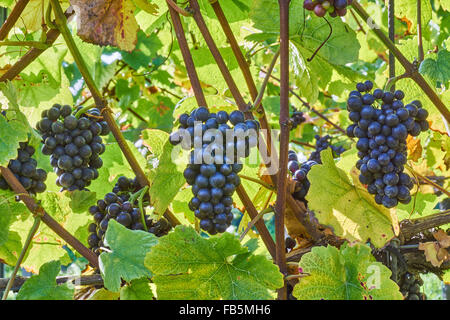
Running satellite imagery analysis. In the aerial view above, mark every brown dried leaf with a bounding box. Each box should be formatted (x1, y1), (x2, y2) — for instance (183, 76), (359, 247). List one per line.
(433, 229), (450, 248)
(70, 0), (139, 52)
(419, 242), (444, 267)
(406, 136), (422, 162)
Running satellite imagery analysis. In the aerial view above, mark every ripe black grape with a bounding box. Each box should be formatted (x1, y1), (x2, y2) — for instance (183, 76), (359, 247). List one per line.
(171, 108), (260, 235)
(346, 82), (428, 208)
(0, 141), (48, 195)
(87, 175), (171, 256)
(36, 104), (109, 191)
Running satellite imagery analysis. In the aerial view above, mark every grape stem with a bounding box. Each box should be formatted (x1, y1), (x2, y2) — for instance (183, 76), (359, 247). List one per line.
(384, 72), (411, 92)
(0, 40), (49, 50)
(238, 174), (276, 191)
(74, 104), (95, 119)
(137, 186), (149, 232)
(2, 216), (40, 300)
(407, 165), (450, 198)
(239, 206), (274, 241)
(306, 17), (332, 62)
(250, 49), (280, 113)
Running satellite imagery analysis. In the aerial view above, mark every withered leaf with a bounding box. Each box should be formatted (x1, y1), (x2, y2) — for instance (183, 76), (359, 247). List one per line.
(406, 136), (422, 162)
(433, 229), (450, 248)
(70, 0), (139, 52)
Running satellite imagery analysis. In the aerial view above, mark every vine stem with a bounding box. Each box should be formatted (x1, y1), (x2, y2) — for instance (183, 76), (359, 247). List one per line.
(0, 40), (49, 49)
(351, 1), (450, 123)
(2, 216), (40, 300)
(0, 166), (99, 268)
(408, 168), (450, 198)
(166, 0), (191, 17)
(49, 0), (180, 227)
(276, 0), (290, 300)
(291, 140), (316, 149)
(0, 0), (30, 40)
(167, 0), (206, 107)
(417, 0), (424, 62)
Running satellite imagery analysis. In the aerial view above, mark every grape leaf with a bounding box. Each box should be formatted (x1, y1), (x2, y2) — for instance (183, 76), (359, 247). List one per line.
(0, 189), (28, 246)
(0, 113), (29, 167)
(142, 129), (185, 217)
(145, 226), (283, 300)
(305, 149), (399, 248)
(395, 0), (432, 31)
(132, 0), (159, 15)
(70, 0), (139, 52)
(120, 278), (154, 300)
(419, 50), (450, 84)
(99, 220), (157, 292)
(16, 261), (74, 300)
(88, 288), (120, 300)
(293, 243), (402, 300)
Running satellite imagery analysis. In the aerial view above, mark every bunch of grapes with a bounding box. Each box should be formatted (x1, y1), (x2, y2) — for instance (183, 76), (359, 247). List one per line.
(303, 0), (352, 18)
(288, 150), (318, 201)
(0, 142), (47, 195)
(290, 109), (306, 130)
(346, 81), (428, 208)
(87, 176), (171, 255)
(36, 104), (110, 191)
(398, 272), (425, 300)
(309, 135), (346, 164)
(170, 107), (260, 235)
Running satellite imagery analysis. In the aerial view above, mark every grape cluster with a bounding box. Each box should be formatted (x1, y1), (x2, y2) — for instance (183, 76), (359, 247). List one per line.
(309, 135), (345, 164)
(170, 107), (260, 235)
(0, 142), (47, 195)
(87, 176), (171, 255)
(303, 0), (352, 18)
(290, 109), (306, 130)
(346, 81), (428, 208)
(287, 150), (318, 201)
(398, 272), (425, 300)
(36, 104), (110, 191)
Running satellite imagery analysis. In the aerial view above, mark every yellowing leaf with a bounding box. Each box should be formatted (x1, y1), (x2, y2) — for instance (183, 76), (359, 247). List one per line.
(293, 243), (402, 300)
(70, 0), (139, 52)
(305, 149), (398, 248)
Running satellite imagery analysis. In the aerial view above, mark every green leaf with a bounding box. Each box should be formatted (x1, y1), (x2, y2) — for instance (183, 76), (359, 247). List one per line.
(0, 189), (28, 246)
(145, 226), (283, 300)
(120, 278), (154, 300)
(290, 15), (360, 66)
(305, 149), (399, 248)
(88, 288), (120, 300)
(99, 220), (157, 292)
(142, 129), (185, 216)
(395, 0), (432, 31)
(419, 50), (450, 84)
(250, 0), (304, 35)
(16, 261), (74, 300)
(0, 113), (29, 167)
(119, 31), (163, 70)
(293, 243), (403, 300)
(116, 79), (141, 109)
